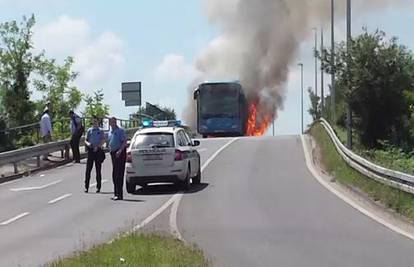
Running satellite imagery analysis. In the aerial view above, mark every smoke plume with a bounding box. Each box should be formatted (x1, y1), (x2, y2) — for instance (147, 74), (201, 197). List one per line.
(185, 0), (413, 130)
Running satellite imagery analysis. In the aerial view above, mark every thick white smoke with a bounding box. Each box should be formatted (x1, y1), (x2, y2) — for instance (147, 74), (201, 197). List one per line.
(185, 0), (413, 129)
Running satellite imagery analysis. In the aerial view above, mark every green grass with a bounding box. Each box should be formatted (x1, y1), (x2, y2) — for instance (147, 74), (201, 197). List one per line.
(331, 124), (414, 175)
(47, 234), (210, 267)
(310, 123), (414, 221)
(358, 147), (414, 175)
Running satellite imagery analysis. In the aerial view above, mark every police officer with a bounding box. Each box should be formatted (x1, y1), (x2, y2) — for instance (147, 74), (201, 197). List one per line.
(84, 116), (105, 193)
(108, 117), (128, 200)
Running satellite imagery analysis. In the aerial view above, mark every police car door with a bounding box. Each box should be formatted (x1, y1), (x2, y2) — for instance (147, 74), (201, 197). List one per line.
(179, 130), (198, 177)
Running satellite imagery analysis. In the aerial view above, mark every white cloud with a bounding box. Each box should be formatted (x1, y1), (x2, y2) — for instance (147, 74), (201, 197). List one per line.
(156, 54), (197, 81)
(74, 31), (125, 85)
(32, 15), (126, 115)
(34, 15), (90, 55)
(33, 15), (125, 88)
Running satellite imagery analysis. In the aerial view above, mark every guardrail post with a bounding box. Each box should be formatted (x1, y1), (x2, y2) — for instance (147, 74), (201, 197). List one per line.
(37, 156), (41, 167)
(61, 149), (64, 158)
(64, 145), (70, 159)
(13, 162), (18, 174)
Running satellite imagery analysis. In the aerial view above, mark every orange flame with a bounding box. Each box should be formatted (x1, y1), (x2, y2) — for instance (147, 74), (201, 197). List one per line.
(246, 101), (273, 136)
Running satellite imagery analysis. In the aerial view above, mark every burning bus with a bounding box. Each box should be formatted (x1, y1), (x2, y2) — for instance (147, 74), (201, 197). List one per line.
(193, 81), (248, 138)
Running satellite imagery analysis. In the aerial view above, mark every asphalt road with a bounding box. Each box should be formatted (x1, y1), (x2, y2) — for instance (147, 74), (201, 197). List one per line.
(3, 136), (414, 267)
(0, 139), (228, 267)
(178, 136), (414, 267)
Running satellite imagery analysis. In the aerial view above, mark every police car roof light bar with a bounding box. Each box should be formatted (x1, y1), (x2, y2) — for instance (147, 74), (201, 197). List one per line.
(142, 120), (182, 128)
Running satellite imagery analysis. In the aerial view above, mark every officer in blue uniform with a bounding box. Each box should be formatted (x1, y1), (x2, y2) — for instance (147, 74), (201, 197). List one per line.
(108, 117), (128, 200)
(84, 116), (105, 193)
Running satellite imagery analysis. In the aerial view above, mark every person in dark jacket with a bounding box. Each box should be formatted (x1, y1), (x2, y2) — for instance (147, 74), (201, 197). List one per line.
(69, 110), (84, 163)
(84, 116), (105, 193)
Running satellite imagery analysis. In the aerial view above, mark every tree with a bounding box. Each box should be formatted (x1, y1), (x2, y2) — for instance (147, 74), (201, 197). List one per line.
(320, 29), (414, 148)
(0, 15), (40, 127)
(308, 87), (321, 122)
(136, 103), (177, 120)
(83, 89), (110, 119)
(34, 56), (82, 120)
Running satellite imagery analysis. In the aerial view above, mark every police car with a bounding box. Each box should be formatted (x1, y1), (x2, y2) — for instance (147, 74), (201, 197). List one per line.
(125, 120), (201, 193)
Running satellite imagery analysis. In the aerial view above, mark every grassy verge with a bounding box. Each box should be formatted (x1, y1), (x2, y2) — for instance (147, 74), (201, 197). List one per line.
(358, 148), (414, 175)
(47, 234), (210, 267)
(310, 123), (414, 221)
(332, 124), (414, 175)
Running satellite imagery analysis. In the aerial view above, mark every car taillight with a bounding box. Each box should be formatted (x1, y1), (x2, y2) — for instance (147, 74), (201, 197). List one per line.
(126, 151), (132, 163)
(175, 149), (183, 161)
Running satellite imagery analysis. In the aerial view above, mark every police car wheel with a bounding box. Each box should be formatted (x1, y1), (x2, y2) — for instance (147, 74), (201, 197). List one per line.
(181, 166), (191, 191)
(126, 181), (136, 194)
(193, 161), (201, 185)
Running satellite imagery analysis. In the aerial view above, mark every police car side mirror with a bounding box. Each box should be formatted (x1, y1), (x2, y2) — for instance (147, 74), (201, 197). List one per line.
(193, 140), (200, 147)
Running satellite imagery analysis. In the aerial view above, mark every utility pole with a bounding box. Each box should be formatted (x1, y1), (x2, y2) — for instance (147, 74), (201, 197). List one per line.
(320, 26), (324, 117)
(313, 28), (318, 97)
(346, 0), (353, 149)
(298, 63), (304, 134)
(331, 0), (336, 122)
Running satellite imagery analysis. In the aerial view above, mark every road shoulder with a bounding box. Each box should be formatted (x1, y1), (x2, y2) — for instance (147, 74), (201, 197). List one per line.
(302, 133), (414, 241)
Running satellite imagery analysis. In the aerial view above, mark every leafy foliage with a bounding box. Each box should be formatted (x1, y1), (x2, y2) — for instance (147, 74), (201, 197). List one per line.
(308, 87), (321, 121)
(319, 29), (414, 148)
(136, 104), (177, 120)
(34, 56), (82, 121)
(0, 14), (39, 127)
(82, 89), (110, 119)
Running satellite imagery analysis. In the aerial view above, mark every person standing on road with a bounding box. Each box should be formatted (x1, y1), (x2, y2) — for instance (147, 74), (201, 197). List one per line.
(69, 110), (84, 163)
(108, 117), (127, 201)
(40, 108), (52, 160)
(84, 116), (106, 193)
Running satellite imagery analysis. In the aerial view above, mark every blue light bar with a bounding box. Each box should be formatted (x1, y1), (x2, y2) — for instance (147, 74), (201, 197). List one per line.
(143, 120), (182, 128)
(142, 120), (153, 127)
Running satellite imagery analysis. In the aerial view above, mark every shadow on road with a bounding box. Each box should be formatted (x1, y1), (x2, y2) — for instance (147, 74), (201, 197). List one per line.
(132, 183), (209, 196)
(120, 199), (145, 203)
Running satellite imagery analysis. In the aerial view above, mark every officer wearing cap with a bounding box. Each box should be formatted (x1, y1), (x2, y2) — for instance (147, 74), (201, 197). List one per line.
(84, 116), (105, 193)
(108, 117), (128, 200)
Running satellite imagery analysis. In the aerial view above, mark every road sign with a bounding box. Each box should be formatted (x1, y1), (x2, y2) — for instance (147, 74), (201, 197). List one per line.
(125, 100), (141, 107)
(122, 82), (141, 106)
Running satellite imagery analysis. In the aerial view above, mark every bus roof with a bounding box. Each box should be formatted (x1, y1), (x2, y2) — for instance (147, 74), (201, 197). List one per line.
(199, 80), (241, 86)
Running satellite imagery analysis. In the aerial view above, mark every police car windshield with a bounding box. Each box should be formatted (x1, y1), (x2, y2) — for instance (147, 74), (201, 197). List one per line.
(131, 133), (174, 149)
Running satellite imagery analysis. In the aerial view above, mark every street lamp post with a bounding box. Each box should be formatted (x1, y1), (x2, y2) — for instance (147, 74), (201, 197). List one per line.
(298, 63), (304, 134)
(320, 26), (324, 117)
(346, 0), (353, 149)
(331, 0), (336, 122)
(312, 28), (318, 97)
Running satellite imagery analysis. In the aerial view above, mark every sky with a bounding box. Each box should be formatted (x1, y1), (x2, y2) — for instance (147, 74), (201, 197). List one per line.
(1, 0), (413, 135)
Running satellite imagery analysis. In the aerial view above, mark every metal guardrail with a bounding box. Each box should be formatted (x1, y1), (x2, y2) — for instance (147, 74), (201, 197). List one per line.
(0, 127), (140, 174)
(320, 118), (414, 194)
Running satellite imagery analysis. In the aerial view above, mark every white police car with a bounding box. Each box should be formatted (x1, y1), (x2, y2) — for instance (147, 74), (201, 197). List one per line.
(125, 120), (201, 193)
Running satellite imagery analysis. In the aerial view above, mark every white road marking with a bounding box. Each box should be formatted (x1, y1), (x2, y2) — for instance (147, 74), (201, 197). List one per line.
(169, 138), (239, 241)
(0, 212), (30, 226)
(40, 174), (45, 177)
(132, 138), (239, 241)
(90, 179), (108, 188)
(0, 179), (20, 187)
(300, 134), (414, 241)
(132, 194), (181, 232)
(10, 180), (62, 192)
(170, 193), (184, 240)
(48, 193), (72, 204)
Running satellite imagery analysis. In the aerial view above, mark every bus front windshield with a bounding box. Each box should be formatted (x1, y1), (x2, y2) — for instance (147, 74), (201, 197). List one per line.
(199, 84), (240, 118)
